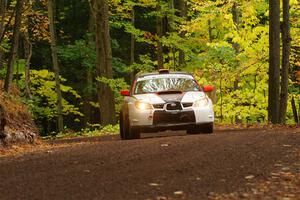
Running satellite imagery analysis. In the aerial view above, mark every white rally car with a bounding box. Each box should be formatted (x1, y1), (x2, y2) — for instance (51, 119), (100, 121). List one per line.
(119, 69), (214, 139)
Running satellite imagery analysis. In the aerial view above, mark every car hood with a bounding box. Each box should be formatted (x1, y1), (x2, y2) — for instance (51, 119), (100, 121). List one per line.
(133, 91), (206, 104)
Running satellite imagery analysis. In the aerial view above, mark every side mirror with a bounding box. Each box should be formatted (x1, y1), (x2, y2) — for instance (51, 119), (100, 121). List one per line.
(203, 85), (214, 92)
(120, 90), (130, 96)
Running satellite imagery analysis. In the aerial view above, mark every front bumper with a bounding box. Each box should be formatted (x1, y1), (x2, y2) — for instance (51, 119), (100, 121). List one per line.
(128, 102), (214, 129)
(153, 109), (196, 125)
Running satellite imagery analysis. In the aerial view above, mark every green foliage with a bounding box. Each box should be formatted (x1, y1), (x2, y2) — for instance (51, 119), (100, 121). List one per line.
(43, 124), (119, 139)
(0, 38), (11, 53)
(76, 123), (119, 137)
(96, 76), (129, 112)
(0, 59), (26, 79)
(100, 124), (119, 133)
(178, 0), (299, 124)
(58, 40), (96, 71)
(20, 70), (83, 131)
(131, 54), (156, 73)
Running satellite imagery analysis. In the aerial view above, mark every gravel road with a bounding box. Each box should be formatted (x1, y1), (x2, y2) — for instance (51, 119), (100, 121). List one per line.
(0, 129), (299, 200)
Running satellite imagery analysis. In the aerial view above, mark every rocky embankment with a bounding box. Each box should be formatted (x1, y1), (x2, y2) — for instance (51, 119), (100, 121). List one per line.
(0, 81), (38, 147)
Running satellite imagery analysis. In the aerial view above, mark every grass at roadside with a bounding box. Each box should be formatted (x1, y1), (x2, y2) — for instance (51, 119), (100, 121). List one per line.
(41, 124), (119, 140)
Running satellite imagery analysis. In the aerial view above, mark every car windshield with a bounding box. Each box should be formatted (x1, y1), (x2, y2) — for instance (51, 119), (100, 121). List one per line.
(134, 76), (200, 94)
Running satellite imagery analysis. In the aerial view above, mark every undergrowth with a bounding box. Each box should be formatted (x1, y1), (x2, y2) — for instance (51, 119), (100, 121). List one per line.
(42, 124), (119, 139)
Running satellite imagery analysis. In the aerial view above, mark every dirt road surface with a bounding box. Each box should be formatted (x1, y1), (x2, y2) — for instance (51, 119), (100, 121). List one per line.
(0, 129), (299, 200)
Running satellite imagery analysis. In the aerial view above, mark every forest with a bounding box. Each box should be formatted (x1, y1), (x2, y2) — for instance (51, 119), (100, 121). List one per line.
(0, 0), (299, 136)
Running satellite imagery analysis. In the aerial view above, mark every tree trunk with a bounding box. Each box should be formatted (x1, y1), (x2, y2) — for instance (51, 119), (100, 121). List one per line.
(268, 0), (280, 124)
(231, 2), (240, 53)
(279, 0), (291, 124)
(232, 2), (242, 123)
(0, 104), (6, 141)
(298, 100), (300, 123)
(168, 0), (174, 30)
(220, 68), (223, 122)
(4, 0), (24, 93)
(291, 96), (299, 124)
(48, 0), (64, 132)
(23, 30), (32, 99)
(208, 19), (213, 43)
(83, 8), (95, 127)
(0, 5), (15, 44)
(0, 47), (3, 69)
(0, 0), (7, 42)
(83, 69), (93, 126)
(92, 0), (116, 126)
(130, 8), (135, 82)
(168, 0), (176, 70)
(156, 2), (163, 69)
(178, 0), (187, 67)
(0, 0), (7, 69)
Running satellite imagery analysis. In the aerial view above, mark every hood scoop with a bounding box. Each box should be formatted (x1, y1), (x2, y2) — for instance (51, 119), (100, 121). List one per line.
(156, 90), (184, 103)
(157, 90), (182, 95)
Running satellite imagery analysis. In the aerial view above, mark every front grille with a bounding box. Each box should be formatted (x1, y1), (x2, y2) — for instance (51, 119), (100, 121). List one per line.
(153, 110), (196, 125)
(182, 103), (193, 108)
(153, 102), (191, 110)
(166, 102), (182, 110)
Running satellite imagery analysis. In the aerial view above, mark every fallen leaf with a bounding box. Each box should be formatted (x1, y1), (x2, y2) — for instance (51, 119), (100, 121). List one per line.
(245, 175), (255, 179)
(282, 167), (290, 171)
(283, 144), (292, 147)
(239, 193), (249, 198)
(271, 172), (280, 176)
(174, 191), (183, 195)
(149, 183), (161, 187)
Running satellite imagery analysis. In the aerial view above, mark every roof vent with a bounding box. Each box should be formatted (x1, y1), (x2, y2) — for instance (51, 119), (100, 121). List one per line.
(159, 69), (169, 74)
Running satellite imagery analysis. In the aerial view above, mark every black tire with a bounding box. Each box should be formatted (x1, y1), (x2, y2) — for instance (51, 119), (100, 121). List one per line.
(202, 123), (214, 134)
(119, 112), (124, 139)
(129, 128), (141, 139)
(187, 125), (201, 134)
(121, 113), (140, 140)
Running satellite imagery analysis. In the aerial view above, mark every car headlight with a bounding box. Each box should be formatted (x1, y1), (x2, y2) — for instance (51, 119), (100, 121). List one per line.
(134, 101), (153, 110)
(193, 98), (208, 107)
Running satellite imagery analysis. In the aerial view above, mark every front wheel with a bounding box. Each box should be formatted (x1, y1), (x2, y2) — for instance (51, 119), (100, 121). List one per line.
(119, 112), (125, 139)
(202, 123), (213, 134)
(120, 113), (140, 140)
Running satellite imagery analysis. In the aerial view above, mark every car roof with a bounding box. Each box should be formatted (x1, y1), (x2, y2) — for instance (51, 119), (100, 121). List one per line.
(136, 71), (194, 79)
